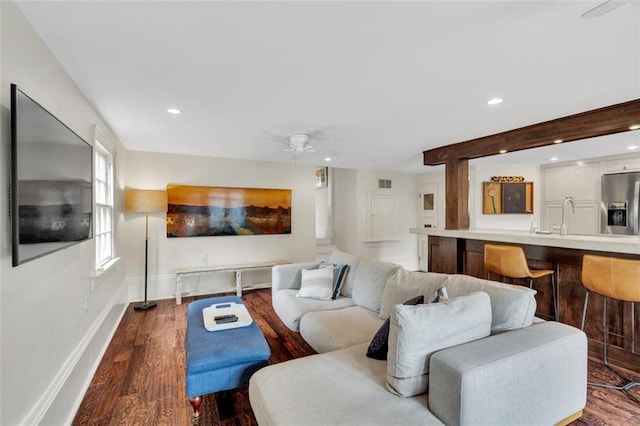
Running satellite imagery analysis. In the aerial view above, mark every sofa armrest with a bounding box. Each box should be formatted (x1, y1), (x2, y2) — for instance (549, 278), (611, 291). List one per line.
(429, 321), (587, 426)
(272, 262), (321, 293)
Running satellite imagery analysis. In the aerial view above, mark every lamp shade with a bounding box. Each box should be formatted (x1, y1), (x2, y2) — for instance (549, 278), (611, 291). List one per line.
(125, 189), (167, 213)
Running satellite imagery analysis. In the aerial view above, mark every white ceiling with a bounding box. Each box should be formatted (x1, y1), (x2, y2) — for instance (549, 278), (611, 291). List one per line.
(14, 0), (640, 173)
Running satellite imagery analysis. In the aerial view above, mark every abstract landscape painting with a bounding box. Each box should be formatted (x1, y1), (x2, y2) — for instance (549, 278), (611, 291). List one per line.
(166, 185), (291, 237)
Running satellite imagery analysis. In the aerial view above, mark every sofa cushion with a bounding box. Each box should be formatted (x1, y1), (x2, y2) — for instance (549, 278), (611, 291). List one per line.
(320, 262), (350, 299)
(249, 342), (445, 426)
(296, 267), (334, 300)
(367, 295), (424, 360)
(386, 291), (492, 397)
(300, 305), (384, 353)
(445, 274), (537, 333)
(379, 269), (450, 320)
(328, 249), (361, 297)
(273, 289), (355, 331)
(352, 258), (401, 312)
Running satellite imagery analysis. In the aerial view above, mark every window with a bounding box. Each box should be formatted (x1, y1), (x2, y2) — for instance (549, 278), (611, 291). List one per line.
(94, 136), (114, 268)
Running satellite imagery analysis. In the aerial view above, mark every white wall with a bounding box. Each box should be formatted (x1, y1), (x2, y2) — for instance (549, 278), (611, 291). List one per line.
(1, 3), (128, 424)
(471, 163), (541, 230)
(124, 151), (317, 301)
(333, 168), (419, 270)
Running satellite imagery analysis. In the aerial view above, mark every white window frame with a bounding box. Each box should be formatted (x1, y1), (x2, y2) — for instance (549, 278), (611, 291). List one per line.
(94, 132), (115, 270)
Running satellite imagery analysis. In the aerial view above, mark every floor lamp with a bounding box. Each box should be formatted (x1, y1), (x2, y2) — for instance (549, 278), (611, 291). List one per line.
(125, 189), (167, 310)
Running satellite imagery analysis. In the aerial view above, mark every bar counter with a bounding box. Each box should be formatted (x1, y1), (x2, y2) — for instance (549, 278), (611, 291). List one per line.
(410, 227), (640, 372)
(410, 227), (640, 255)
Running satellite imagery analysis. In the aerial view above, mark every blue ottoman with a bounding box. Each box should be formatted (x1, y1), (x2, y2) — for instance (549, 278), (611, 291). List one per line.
(185, 296), (271, 419)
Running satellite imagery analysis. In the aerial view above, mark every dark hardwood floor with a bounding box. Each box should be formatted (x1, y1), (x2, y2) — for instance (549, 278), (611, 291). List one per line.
(73, 289), (640, 425)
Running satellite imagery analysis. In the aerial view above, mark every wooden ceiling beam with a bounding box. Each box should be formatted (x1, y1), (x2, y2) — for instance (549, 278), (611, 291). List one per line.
(424, 98), (640, 166)
(422, 98), (640, 230)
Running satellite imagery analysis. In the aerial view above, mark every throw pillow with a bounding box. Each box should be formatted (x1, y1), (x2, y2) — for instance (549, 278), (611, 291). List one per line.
(386, 291), (492, 397)
(431, 286), (449, 303)
(296, 268), (334, 300)
(327, 249), (361, 297)
(366, 295), (424, 360)
(320, 263), (350, 299)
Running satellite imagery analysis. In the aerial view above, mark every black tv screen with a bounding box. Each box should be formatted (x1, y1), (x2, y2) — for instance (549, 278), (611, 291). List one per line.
(11, 84), (93, 266)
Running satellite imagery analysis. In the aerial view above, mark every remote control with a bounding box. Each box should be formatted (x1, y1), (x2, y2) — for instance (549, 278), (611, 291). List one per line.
(214, 314), (236, 321)
(215, 315), (238, 324)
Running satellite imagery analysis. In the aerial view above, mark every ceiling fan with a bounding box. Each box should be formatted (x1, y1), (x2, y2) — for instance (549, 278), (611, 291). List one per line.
(581, 0), (631, 18)
(283, 133), (316, 153)
(265, 129), (335, 164)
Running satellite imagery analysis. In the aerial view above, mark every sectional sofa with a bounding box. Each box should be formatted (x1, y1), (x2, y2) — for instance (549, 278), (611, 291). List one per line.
(249, 250), (588, 425)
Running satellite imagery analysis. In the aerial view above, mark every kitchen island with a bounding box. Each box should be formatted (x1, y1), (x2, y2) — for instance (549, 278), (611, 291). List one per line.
(411, 227), (640, 371)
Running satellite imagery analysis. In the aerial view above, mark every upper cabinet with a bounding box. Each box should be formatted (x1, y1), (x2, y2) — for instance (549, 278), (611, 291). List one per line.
(603, 156), (640, 173)
(542, 162), (599, 202)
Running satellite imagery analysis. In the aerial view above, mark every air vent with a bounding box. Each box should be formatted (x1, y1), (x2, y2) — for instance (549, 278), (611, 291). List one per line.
(378, 179), (392, 189)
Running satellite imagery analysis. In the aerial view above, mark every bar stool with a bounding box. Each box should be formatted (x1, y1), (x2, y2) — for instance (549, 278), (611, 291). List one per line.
(483, 243), (558, 321)
(580, 254), (640, 404)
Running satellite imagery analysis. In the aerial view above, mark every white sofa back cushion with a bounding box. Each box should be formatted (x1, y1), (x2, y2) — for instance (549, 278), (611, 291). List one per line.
(386, 291), (492, 397)
(380, 270), (537, 334)
(379, 269), (450, 320)
(352, 258), (401, 313)
(445, 275), (537, 333)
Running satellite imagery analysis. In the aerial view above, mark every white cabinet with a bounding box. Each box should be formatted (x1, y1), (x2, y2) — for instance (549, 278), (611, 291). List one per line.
(542, 162), (599, 202)
(604, 155), (640, 173)
(542, 201), (600, 235)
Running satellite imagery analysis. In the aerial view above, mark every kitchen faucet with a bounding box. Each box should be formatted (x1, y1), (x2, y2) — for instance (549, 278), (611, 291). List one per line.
(560, 196), (575, 236)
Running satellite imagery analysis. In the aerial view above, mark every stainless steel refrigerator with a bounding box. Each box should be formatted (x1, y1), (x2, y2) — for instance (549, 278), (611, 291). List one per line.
(601, 172), (640, 235)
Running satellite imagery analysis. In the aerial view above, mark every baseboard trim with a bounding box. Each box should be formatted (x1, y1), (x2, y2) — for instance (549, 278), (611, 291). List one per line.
(21, 280), (128, 425)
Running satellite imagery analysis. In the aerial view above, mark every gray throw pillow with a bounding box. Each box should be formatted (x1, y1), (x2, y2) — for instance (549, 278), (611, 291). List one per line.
(387, 291), (492, 397)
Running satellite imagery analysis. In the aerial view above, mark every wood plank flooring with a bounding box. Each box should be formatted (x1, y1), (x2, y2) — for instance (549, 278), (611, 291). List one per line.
(74, 289), (640, 425)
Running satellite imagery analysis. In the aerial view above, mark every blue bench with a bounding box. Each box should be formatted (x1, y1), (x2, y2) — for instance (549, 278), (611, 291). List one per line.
(185, 296), (271, 420)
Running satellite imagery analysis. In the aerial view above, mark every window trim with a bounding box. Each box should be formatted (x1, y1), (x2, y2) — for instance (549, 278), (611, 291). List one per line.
(94, 129), (115, 272)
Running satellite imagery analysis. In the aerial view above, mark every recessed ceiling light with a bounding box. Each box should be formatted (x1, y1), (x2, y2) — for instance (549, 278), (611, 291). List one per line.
(550, 156), (559, 161)
(576, 161), (584, 166)
(499, 149), (507, 154)
(628, 145), (639, 150)
(487, 98), (503, 105)
(167, 108), (182, 114)
(630, 124), (640, 130)
(553, 139), (563, 144)
(324, 157), (332, 162)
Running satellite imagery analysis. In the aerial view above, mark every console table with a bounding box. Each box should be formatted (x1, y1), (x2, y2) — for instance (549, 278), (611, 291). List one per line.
(175, 260), (290, 304)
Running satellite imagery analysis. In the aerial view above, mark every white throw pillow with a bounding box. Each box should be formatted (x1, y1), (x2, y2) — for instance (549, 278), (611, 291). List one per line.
(386, 291), (492, 397)
(296, 268), (334, 300)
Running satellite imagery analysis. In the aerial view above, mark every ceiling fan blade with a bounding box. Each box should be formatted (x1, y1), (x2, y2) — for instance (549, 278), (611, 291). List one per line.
(581, 0), (630, 18)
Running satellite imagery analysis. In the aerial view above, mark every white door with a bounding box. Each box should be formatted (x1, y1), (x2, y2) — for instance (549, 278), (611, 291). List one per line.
(418, 183), (439, 271)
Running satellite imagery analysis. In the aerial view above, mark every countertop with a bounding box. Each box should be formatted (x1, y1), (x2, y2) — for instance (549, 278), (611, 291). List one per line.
(409, 228), (640, 255)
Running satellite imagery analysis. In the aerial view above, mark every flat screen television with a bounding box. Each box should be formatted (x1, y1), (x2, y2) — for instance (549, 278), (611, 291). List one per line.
(11, 84), (93, 266)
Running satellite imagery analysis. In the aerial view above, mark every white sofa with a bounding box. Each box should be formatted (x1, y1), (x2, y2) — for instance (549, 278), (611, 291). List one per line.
(249, 250), (588, 425)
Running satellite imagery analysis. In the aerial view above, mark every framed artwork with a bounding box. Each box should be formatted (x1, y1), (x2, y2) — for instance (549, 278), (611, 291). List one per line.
(166, 185), (292, 237)
(315, 166), (328, 188)
(483, 182), (502, 214)
(483, 181), (533, 214)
